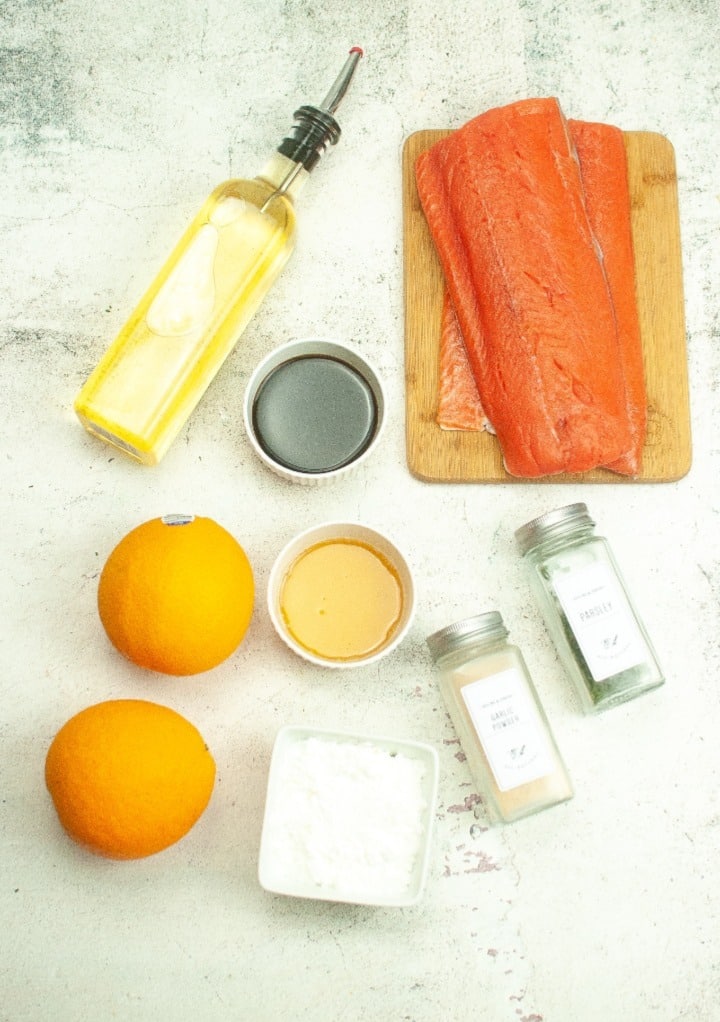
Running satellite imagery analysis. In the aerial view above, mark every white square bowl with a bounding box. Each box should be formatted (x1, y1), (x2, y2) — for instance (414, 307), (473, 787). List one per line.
(258, 725), (439, 907)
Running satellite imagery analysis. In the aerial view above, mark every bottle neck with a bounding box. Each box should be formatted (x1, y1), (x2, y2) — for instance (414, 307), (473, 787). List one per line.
(256, 152), (310, 202)
(258, 102), (342, 205)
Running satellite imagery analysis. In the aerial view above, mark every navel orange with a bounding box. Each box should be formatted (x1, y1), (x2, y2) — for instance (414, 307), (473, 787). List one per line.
(45, 699), (216, 860)
(97, 514), (254, 676)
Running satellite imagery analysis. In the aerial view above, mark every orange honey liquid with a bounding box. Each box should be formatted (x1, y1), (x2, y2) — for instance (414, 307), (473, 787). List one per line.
(280, 539), (404, 662)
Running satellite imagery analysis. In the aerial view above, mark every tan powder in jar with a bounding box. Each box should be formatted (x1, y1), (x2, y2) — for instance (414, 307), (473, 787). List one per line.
(444, 644), (573, 823)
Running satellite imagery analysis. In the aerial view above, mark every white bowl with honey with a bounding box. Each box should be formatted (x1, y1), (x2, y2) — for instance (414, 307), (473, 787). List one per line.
(267, 522), (415, 668)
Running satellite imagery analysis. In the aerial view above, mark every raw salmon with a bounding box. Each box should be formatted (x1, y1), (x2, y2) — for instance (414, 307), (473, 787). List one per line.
(568, 119), (646, 475)
(433, 113), (646, 476)
(436, 289), (489, 431)
(416, 97), (633, 478)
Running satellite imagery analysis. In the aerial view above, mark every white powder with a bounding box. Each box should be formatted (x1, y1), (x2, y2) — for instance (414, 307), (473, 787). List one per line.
(264, 737), (428, 899)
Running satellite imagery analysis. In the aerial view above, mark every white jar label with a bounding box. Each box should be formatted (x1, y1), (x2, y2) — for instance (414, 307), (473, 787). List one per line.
(552, 561), (645, 681)
(461, 668), (555, 792)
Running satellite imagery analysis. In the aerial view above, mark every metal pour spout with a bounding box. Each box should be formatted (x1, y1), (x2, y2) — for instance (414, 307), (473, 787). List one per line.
(319, 46), (364, 115)
(276, 47), (364, 175)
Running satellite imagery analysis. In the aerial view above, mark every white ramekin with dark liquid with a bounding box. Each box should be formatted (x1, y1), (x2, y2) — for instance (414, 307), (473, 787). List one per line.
(243, 338), (385, 484)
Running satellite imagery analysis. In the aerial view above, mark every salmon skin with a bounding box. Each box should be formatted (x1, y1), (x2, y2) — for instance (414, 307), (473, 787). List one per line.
(416, 97), (634, 478)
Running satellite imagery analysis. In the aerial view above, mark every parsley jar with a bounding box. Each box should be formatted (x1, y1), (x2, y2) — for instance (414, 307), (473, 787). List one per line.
(515, 503), (664, 714)
(426, 612), (573, 824)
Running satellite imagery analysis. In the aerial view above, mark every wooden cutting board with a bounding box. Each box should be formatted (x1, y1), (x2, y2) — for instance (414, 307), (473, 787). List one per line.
(402, 129), (691, 483)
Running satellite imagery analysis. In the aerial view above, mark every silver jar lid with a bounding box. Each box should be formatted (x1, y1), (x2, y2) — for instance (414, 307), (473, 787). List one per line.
(515, 503), (594, 555)
(426, 611), (508, 662)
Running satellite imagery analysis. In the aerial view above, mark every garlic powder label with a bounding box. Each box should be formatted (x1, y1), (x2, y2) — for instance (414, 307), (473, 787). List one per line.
(461, 668), (554, 792)
(553, 561), (646, 681)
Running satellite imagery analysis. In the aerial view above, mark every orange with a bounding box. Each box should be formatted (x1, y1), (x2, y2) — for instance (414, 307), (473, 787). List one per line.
(45, 699), (216, 860)
(97, 514), (254, 676)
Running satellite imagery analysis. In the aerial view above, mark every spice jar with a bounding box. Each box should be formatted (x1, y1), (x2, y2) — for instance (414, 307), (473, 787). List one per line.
(426, 612), (573, 824)
(515, 503), (664, 714)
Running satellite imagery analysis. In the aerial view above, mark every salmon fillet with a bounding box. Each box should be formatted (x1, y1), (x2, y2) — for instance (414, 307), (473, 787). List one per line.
(433, 113), (646, 476)
(416, 97), (633, 478)
(568, 119), (646, 475)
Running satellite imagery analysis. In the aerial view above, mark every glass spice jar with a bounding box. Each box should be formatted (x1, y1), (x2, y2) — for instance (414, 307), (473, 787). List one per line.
(426, 612), (573, 824)
(515, 503), (664, 714)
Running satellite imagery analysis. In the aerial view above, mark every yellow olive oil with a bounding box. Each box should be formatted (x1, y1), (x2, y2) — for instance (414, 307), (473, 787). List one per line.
(74, 49), (362, 464)
(75, 165), (297, 464)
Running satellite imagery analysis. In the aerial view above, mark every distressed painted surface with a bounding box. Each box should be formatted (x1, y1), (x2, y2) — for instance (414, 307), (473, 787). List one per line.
(1, 1), (719, 1020)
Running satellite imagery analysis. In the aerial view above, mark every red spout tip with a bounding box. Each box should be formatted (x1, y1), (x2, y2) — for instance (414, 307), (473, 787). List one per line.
(349, 46), (364, 57)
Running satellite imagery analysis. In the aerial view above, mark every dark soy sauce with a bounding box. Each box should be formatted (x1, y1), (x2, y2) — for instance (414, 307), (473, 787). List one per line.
(251, 354), (378, 473)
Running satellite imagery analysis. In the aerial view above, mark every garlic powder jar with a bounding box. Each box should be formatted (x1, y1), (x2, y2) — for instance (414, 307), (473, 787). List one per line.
(426, 612), (573, 824)
(515, 503), (664, 713)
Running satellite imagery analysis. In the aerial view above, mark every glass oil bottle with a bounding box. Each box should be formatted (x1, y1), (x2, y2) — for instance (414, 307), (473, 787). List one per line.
(426, 612), (573, 824)
(515, 503), (664, 713)
(74, 48), (363, 465)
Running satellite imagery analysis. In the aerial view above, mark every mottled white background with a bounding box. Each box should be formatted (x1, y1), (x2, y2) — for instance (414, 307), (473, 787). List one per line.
(2, 1), (719, 1020)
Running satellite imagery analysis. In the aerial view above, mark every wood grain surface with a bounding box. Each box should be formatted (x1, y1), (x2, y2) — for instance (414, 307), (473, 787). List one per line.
(402, 129), (691, 483)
